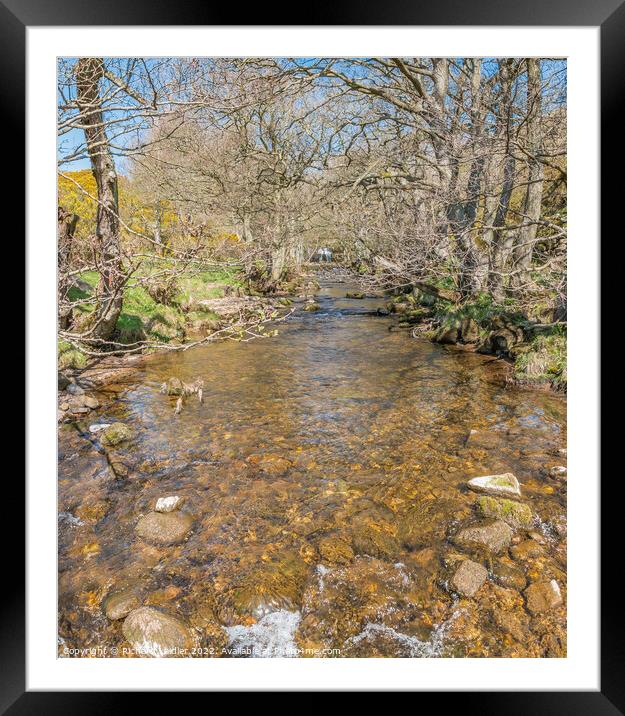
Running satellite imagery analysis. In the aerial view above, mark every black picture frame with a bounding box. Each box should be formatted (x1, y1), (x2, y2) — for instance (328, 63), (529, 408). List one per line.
(5, 0), (616, 708)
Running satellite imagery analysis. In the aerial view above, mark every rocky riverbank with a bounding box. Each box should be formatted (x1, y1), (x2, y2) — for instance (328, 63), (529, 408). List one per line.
(380, 288), (566, 392)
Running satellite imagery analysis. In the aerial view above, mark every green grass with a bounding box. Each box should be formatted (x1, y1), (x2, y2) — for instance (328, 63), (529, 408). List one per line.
(434, 293), (525, 329)
(513, 331), (567, 388)
(58, 340), (87, 369)
(175, 268), (242, 306)
(61, 267), (242, 351)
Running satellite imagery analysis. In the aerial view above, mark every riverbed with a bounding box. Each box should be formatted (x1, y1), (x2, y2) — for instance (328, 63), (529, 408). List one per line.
(58, 278), (567, 658)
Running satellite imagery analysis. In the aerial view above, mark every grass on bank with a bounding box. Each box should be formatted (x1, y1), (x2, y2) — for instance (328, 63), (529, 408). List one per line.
(513, 331), (567, 389)
(60, 267), (242, 366)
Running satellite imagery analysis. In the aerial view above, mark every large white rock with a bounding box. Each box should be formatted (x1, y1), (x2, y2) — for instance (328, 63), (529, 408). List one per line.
(467, 473), (521, 498)
(155, 496), (184, 513)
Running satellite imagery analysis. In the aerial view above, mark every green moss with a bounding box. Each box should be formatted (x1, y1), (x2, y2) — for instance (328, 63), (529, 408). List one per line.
(58, 340), (87, 369)
(101, 422), (134, 446)
(476, 495), (533, 528)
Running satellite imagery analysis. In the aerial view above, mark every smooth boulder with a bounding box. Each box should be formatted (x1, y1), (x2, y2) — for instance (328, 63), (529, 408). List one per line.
(122, 606), (194, 657)
(102, 589), (140, 621)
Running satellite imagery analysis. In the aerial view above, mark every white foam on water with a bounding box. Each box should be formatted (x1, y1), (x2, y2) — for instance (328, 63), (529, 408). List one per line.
(58, 511), (83, 527)
(316, 564), (330, 591)
(225, 610), (301, 658)
(344, 607), (463, 658)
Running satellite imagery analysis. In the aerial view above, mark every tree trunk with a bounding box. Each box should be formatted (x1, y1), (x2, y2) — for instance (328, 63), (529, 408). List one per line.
(513, 58), (544, 289)
(485, 60), (517, 301)
(58, 206), (79, 330)
(75, 57), (123, 342)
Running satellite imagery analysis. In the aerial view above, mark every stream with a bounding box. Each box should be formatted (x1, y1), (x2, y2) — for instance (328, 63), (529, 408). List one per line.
(58, 277), (567, 658)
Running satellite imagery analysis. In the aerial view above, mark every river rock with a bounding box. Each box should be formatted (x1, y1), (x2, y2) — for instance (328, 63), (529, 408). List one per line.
(511, 539), (544, 561)
(58, 372), (71, 390)
(102, 589), (141, 621)
(467, 473), (521, 498)
(110, 461), (129, 478)
(135, 511), (193, 544)
(459, 317), (480, 344)
(493, 561), (527, 591)
(450, 559), (488, 597)
(345, 292), (365, 299)
(162, 377), (184, 396)
(122, 606), (194, 657)
(66, 382), (85, 396)
(101, 422), (134, 447)
(155, 496), (185, 513)
(548, 465), (567, 480)
(83, 395), (100, 409)
(476, 495), (533, 528)
(89, 423), (111, 433)
(524, 580), (563, 614)
(318, 535), (354, 565)
(303, 302), (321, 312)
(247, 453), (292, 475)
(453, 519), (513, 554)
(434, 324), (459, 344)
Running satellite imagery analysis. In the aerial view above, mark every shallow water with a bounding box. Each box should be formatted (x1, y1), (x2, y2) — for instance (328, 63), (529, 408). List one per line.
(58, 279), (567, 658)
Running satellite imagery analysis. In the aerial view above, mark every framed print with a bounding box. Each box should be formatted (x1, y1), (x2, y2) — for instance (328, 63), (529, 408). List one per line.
(4, 0), (619, 707)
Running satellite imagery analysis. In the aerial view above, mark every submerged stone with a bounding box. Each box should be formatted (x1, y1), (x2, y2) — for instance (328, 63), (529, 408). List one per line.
(492, 561), (527, 591)
(476, 495), (533, 528)
(135, 511), (193, 544)
(318, 535), (354, 566)
(548, 465), (567, 480)
(161, 377), (184, 396)
(467, 473), (521, 498)
(122, 606), (194, 657)
(102, 589), (141, 621)
(453, 519), (513, 554)
(510, 539), (544, 561)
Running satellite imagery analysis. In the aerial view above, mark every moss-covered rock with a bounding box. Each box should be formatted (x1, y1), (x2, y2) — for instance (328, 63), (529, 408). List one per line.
(303, 302), (321, 312)
(100, 422), (134, 446)
(476, 496), (533, 528)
